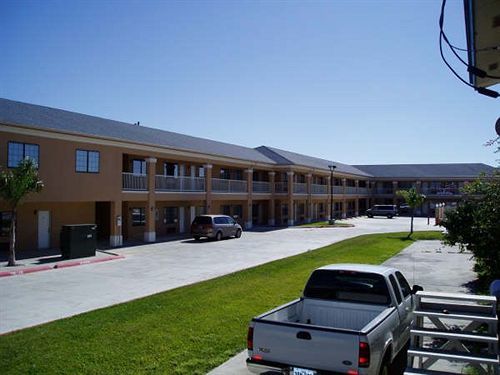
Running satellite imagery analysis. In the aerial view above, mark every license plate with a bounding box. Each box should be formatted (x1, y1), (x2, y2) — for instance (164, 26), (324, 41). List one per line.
(291, 367), (316, 375)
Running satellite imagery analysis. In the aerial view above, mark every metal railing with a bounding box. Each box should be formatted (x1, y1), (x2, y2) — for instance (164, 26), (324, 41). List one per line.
(155, 175), (205, 192)
(345, 186), (357, 194)
(311, 184), (328, 194)
(422, 187), (460, 195)
(293, 183), (307, 194)
(374, 188), (393, 194)
(357, 187), (369, 195)
(333, 186), (343, 194)
(275, 182), (288, 193)
(212, 178), (247, 193)
(252, 181), (271, 193)
(122, 172), (147, 191)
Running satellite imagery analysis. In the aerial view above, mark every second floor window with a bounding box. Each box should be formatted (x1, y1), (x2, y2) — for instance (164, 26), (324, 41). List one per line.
(132, 159), (146, 175)
(8, 142), (39, 168)
(164, 163), (179, 177)
(76, 150), (100, 173)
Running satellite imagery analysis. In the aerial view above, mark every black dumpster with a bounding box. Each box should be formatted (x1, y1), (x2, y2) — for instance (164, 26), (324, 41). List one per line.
(60, 224), (97, 259)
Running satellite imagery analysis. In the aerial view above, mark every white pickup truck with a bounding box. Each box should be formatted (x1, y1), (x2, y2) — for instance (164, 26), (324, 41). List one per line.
(246, 264), (423, 375)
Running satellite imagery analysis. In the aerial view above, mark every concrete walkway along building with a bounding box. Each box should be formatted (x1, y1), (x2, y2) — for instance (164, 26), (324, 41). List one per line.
(0, 98), (496, 253)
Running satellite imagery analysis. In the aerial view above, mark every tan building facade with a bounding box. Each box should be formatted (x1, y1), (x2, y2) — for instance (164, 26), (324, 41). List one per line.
(0, 99), (495, 252)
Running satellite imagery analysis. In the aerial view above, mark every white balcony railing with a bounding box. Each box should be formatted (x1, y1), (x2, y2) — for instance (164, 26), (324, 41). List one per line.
(311, 184), (328, 194)
(333, 186), (343, 194)
(252, 181), (271, 193)
(345, 186), (357, 194)
(374, 188), (394, 194)
(212, 178), (247, 193)
(357, 187), (369, 195)
(422, 187), (460, 196)
(155, 175), (205, 192)
(122, 172), (147, 191)
(275, 182), (288, 193)
(293, 183), (307, 194)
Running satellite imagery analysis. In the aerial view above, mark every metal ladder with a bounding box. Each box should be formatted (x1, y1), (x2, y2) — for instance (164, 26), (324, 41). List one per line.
(405, 291), (499, 375)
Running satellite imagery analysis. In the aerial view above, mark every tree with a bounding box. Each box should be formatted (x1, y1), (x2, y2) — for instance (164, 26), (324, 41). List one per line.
(0, 159), (44, 266)
(396, 187), (426, 239)
(442, 172), (500, 282)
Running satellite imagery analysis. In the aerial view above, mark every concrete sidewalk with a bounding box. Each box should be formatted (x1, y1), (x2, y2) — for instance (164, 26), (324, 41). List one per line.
(0, 217), (434, 334)
(208, 240), (476, 375)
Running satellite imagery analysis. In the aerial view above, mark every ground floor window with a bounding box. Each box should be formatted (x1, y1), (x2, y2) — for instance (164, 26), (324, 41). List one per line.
(131, 208), (146, 226)
(0, 211), (12, 237)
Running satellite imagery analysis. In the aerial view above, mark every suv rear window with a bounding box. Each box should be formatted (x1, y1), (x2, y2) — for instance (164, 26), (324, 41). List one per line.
(192, 216), (212, 225)
(304, 270), (391, 305)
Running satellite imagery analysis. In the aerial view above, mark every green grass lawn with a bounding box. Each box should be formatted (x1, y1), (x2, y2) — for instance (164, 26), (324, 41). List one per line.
(0, 231), (442, 375)
(298, 220), (354, 228)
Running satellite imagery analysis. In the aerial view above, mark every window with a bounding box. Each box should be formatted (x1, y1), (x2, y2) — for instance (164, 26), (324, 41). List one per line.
(214, 217), (225, 225)
(0, 212), (12, 238)
(8, 142), (39, 168)
(304, 270), (391, 305)
(75, 150), (100, 173)
(132, 160), (146, 175)
(198, 166), (205, 178)
(131, 208), (145, 226)
(396, 271), (412, 298)
(389, 274), (403, 305)
(220, 169), (230, 179)
(164, 163), (179, 177)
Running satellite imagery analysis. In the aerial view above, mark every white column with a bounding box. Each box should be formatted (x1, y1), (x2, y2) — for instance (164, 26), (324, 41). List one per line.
(179, 206), (185, 233)
(190, 206), (196, 223)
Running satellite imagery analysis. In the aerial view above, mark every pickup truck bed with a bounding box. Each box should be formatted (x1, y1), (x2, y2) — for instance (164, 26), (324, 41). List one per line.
(261, 298), (392, 332)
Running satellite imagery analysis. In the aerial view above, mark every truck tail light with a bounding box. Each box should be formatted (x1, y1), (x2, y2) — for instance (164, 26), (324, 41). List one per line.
(247, 327), (254, 351)
(358, 342), (370, 368)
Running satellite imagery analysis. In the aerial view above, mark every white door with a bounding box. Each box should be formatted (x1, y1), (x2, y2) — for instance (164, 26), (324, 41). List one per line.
(37, 211), (50, 249)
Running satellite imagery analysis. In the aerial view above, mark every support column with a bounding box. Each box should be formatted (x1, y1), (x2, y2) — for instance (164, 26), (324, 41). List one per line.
(392, 181), (398, 204)
(287, 171), (294, 226)
(109, 200), (123, 247)
(327, 175), (332, 220)
(144, 157), (157, 242)
(268, 172), (275, 226)
(204, 164), (213, 214)
(342, 178), (347, 219)
(245, 168), (253, 229)
(179, 206), (185, 233)
(355, 180), (359, 216)
(190, 206), (196, 223)
(306, 173), (312, 223)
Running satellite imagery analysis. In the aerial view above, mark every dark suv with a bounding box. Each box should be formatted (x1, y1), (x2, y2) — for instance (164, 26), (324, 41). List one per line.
(190, 215), (243, 241)
(366, 205), (398, 219)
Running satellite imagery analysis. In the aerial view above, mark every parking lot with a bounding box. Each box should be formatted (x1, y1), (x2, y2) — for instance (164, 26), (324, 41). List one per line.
(0, 217), (434, 334)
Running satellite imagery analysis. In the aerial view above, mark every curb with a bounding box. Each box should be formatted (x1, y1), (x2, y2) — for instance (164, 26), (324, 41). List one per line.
(0, 255), (125, 278)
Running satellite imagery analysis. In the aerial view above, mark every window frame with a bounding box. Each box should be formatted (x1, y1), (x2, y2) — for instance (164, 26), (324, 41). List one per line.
(395, 271), (412, 298)
(7, 141), (40, 168)
(131, 207), (146, 227)
(75, 149), (100, 173)
(132, 159), (146, 175)
(0, 211), (13, 238)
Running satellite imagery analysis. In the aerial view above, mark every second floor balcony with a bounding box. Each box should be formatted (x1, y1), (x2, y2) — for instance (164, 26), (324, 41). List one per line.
(252, 181), (271, 193)
(275, 182), (288, 194)
(422, 187), (461, 196)
(293, 183), (307, 194)
(155, 175), (205, 192)
(212, 178), (247, 193)
(311, 184), (328, 194)
(123, 172), (147, 191)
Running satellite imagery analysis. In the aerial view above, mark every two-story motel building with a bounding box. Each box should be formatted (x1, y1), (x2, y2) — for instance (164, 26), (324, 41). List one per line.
(0, 98), (496, 253)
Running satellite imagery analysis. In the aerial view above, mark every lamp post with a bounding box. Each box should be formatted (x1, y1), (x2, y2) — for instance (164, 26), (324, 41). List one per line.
(328, 164), (336, 224)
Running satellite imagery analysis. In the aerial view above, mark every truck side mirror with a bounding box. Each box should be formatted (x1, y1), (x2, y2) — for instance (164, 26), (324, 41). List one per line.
(412, 285), (424, 294)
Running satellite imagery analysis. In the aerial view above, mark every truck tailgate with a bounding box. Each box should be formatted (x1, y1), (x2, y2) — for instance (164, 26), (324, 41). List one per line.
(253, 321), (359, 373)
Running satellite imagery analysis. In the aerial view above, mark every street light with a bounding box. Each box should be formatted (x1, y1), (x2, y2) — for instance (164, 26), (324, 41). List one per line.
(328, 164), (336, 225)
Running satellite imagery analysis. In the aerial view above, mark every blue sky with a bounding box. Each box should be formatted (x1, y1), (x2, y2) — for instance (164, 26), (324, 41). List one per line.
(1, 0), (498, 165)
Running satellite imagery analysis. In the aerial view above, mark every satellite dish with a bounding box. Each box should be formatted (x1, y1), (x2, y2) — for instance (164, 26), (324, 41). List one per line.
(496, 117), (500, 136)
